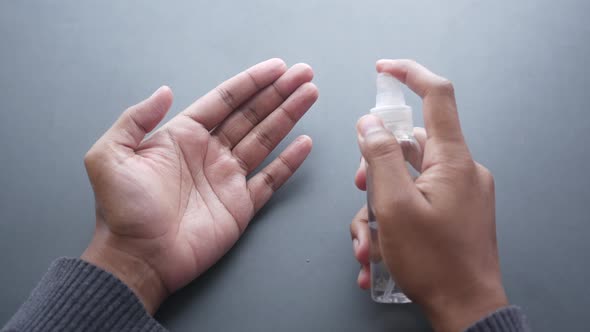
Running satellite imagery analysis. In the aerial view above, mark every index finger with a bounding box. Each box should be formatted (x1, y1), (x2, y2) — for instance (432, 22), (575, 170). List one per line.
(376, 59), (464, 145)
(183, 58), (287, 130)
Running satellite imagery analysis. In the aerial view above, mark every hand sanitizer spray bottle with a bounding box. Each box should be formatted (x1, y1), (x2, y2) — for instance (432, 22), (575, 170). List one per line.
(368, 73), (423, 303)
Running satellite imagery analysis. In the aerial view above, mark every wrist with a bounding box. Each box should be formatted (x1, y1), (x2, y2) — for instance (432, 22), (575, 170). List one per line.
(422, 281), (509, 332)
(81, 236), (168, 315)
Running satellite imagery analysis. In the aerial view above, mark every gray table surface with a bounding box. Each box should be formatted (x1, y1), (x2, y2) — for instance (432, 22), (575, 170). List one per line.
(1, 1), (589, 331)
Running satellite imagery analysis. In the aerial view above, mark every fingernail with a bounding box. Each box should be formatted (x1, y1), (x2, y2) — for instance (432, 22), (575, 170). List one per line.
(376, 59), (390, 70)
(359, 115), (383, 137)
(151, 86), (165, 97)
(296, 135), (311, 143)
(353, 238), (359, 251)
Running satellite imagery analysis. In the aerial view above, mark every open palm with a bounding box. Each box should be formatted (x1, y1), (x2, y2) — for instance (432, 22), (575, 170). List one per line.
(82, 59), (317, 312)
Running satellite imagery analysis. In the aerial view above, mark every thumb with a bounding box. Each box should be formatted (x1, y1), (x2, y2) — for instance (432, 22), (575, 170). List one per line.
(356, 115), (416, 205)
(107, 86), (173, 149)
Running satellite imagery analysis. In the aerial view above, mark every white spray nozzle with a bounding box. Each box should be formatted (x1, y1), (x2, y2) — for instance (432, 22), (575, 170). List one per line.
(370, 73), (413, 132)
(376, 73), (406, 108)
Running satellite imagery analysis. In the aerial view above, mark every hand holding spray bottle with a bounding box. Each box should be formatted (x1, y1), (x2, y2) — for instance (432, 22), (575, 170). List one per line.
(367, 73), (423, 303)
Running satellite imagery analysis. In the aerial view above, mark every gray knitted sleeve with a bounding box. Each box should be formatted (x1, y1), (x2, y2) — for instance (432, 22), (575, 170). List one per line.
(465, 306), (530, 332)
(1, 258), (166, 332)
(2, 258), (530, 332)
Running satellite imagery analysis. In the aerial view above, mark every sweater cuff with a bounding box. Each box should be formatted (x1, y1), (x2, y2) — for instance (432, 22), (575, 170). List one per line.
(3, 258), (166, 332)
(465, 305), (530, 332)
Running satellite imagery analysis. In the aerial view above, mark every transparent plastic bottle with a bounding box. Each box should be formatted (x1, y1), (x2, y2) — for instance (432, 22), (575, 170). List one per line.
(367, 73), (423, 303)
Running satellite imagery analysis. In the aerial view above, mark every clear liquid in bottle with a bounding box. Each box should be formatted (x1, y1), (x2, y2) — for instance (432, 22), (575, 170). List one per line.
(367, 134), (422, 304)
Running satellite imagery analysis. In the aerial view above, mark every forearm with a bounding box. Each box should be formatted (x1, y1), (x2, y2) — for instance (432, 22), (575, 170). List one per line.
(1, 258), (166, 332)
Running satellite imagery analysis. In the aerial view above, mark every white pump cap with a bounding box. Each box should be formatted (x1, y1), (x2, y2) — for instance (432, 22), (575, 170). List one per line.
(370, 73), (413, 133)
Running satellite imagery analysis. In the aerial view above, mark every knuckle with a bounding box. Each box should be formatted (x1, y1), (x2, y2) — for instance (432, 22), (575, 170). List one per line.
(278, 106), (297, 125)
(233, 154), (250, 173)
(397, 59), (417, 76)
(463, 158), (478, 173)
(278, 154), (296, 174)
(433, 78), (455, 97)
(254, 130), (274, 152)
(488, 174), (496, 193)
(478, 164), (495, 192)
(84, 149), (98, 169)
(83, 146), (106, 177)
(215, 86), (236, 109)
(214, 130), (232, 148)
(245, 70), (262, 90)
(484, 168), (496, 192)
(359, 204), (368, 217)
(260, 170), (278, 192)
(352, 207), (368, 226)
(242, 105), (261, 126)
